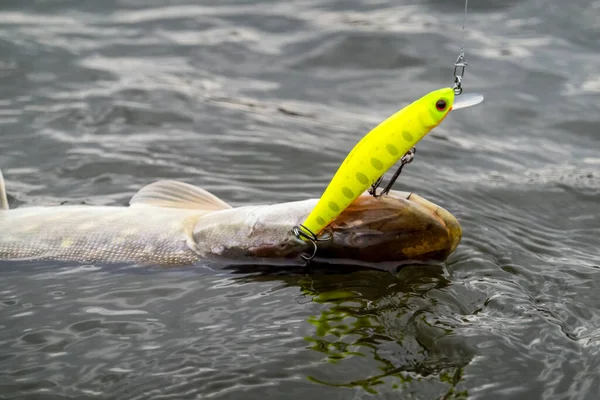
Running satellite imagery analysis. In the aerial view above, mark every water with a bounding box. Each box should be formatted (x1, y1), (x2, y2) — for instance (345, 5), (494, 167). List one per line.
(1, 0), (599, 398)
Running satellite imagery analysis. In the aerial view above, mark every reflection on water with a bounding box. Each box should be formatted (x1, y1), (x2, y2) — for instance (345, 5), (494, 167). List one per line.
(232, 264), (471, 397)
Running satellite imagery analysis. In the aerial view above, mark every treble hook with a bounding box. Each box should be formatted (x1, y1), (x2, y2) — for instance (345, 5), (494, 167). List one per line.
(291, 224), (331, 264)
(369, 147), (416, 198)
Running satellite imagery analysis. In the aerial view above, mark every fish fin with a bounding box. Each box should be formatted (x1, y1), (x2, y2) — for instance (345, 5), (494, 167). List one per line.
(0, 169), (8, 210)
(129, 180), (232, 210)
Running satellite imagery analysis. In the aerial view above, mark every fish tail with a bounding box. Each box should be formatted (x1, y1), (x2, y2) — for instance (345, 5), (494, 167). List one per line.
(0, 169), (8, 210)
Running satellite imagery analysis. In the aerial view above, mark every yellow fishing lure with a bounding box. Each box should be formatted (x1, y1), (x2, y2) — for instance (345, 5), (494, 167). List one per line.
(301, 87), (456, 236)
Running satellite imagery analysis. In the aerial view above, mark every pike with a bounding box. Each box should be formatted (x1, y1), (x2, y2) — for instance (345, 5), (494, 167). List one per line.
(0, 170), (461, 267)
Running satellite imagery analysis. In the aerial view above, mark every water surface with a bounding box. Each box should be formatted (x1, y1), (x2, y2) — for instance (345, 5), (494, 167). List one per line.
(0, 0), (599, 398)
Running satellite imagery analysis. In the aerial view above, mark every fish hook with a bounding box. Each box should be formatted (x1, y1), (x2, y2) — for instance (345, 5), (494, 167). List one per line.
(292, 224), (331, 264)
(369, 147), (416, 198)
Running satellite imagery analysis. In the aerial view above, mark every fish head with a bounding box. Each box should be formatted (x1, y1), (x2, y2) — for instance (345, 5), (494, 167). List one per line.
(316, 190), (462, 264)
(417, 87), (455, 129)
(196, 191), (461, 267)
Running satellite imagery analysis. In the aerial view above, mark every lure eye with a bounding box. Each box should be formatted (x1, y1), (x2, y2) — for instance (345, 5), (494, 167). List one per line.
(436, 99), (447, 111)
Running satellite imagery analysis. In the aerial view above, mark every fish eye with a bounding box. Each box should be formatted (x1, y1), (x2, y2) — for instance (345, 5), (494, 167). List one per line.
(436, 99), (447, 111)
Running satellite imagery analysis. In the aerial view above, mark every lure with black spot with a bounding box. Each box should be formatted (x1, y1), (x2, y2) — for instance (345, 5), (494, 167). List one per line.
(301, 87), (455, 235)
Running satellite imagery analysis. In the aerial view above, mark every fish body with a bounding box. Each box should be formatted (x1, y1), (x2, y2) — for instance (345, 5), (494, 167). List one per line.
(0, 171), (462, 266)
(0, 202), (307, 265)
(301, 87), (455, 235)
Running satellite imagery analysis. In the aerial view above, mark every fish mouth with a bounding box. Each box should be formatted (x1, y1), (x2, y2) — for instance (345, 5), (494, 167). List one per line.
(316, 190), (462, 265)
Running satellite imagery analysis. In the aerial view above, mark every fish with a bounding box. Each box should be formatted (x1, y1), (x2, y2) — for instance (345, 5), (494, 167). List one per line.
(0, 169), (462, 267)
(300, 88), (484, 236)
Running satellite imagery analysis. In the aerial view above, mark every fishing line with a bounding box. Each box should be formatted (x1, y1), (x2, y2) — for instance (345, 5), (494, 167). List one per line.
(453, 0), (469, 95)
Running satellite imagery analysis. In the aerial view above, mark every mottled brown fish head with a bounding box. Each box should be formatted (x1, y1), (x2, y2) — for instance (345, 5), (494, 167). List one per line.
(314, 191), (462, 264)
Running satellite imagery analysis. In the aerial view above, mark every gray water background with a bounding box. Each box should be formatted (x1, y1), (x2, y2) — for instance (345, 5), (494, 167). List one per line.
(1, 0), (600, 398)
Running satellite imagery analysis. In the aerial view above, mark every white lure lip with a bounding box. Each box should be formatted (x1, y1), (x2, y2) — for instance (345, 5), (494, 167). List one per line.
(452, 93), (484, 110)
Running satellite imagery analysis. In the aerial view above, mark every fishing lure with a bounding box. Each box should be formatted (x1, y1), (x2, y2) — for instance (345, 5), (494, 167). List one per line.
(298, 87), (483, 237)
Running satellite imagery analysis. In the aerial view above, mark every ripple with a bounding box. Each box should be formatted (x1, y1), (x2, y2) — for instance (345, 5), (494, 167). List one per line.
(0, 0), (600, 398)
(290, 33), (427, 70)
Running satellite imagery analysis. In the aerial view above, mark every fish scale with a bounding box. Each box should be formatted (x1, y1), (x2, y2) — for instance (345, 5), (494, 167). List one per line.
(0, 206), (202, 265)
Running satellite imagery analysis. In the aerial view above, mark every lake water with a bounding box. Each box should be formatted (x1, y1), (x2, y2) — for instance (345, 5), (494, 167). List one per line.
(0, 0), (599, 398)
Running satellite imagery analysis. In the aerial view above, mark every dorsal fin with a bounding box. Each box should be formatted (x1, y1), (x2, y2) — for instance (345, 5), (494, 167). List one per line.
(129, 180), (232, 210)
(0, 169), (8, 210)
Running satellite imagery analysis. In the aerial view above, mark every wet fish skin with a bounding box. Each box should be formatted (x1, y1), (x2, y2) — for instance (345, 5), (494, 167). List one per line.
(0, 172), (462, 266)
(0, 206), (204, 265)
(0, 199), (324, 266)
